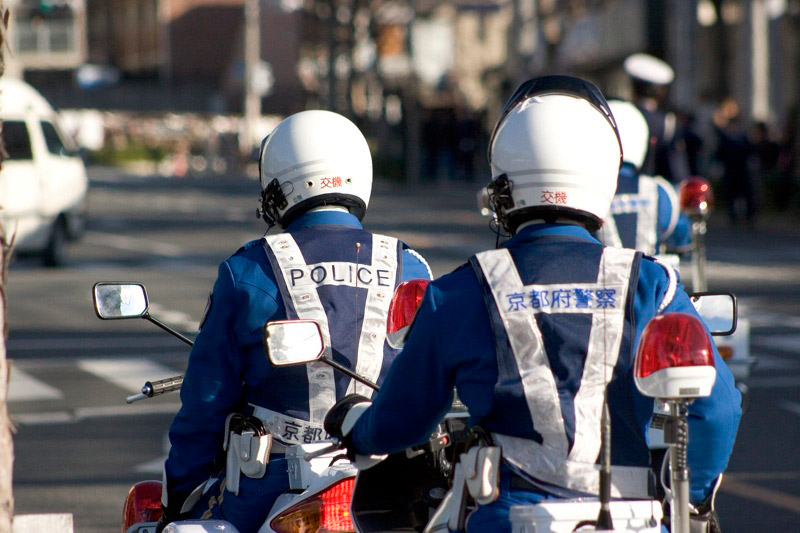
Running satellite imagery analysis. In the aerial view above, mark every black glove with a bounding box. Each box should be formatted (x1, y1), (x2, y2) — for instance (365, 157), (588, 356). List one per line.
(324, 393), (371, 457)
(154, 504), (186, 533)
(688, 489), (722, 533)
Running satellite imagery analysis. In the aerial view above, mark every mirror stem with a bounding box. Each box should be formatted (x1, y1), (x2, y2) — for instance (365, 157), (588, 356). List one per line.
(145, 314), (195, 346)
(323, 356), (379, 391)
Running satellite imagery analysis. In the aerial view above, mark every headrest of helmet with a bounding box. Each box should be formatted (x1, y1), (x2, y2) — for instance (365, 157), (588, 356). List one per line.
(488, 76), (622, 234)
(609, 99), (650, 170)
(258, 110), (373, 228)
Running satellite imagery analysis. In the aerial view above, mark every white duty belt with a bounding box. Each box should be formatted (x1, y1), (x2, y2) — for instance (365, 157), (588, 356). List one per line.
(475, 246), (651, 498)
(263, 233), (398, 434)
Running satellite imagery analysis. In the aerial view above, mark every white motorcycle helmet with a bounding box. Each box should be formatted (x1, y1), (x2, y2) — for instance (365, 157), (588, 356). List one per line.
(487, 75), (623, 234)
(608, 99), (650, 170)
(258, 110), (372, 228)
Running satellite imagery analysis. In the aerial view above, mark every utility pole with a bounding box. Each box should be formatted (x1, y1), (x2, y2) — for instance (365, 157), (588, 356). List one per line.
(241, 0), (261, 157)
(750, 0), (770, 122)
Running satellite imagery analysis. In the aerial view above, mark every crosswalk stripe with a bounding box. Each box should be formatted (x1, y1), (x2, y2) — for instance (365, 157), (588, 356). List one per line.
(85, 230), (187, 257)
(77, 358), (182, 394)
(8, 368), (64, 402)
(781, 401), (800, 418)
(135, 456), (167, 473)
(8, 336), (193, 352)
(752, 334), (800, 353)
(13, 402), (180, 426)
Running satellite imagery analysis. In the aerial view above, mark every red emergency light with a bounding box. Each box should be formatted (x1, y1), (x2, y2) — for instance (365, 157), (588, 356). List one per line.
(121, 480), (163, 532)
(634, 313), (716, 399)
(386, 279), (429, 349)
(678, 178), (713, 217)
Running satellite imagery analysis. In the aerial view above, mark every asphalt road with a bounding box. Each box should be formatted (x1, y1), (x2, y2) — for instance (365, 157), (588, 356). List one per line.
(5, 167), (800, 531)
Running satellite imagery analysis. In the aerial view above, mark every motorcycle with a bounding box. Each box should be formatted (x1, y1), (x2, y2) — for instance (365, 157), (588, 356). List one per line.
(677, 178), (752, 402)
(263, 295), (737, 533)
(95, 279), (735, 533)
(93, 279), (434, 533)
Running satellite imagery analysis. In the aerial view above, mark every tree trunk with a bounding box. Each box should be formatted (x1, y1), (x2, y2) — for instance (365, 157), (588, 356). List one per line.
(0, 2), (15, 531)
(0, 227), (12, 533)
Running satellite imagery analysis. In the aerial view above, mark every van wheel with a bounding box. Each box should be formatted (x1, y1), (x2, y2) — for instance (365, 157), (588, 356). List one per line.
(43, 218), (67, 267)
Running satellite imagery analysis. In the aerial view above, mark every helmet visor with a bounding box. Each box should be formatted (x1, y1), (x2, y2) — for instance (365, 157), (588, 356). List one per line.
(489, 75), (623, 167)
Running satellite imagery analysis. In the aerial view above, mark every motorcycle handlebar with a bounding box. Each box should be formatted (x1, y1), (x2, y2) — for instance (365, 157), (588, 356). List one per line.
(303, 438), (342, 461)
(125, 392), (149, 404)
(143, 375), (184, 396)
(126, 375), (184, 403)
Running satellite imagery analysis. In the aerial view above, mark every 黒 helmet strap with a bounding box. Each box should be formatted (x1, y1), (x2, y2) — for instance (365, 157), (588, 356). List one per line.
(487, 174), (514, 240)
(256, 178), (286, 229)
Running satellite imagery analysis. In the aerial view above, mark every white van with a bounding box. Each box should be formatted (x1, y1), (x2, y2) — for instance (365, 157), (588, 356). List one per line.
(0, 77), (88, 266)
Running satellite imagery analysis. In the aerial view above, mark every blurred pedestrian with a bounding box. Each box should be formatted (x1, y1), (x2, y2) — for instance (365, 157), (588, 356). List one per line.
(678, 110), (704, 177)
(624, 53), (691, 185)
(774, 106), (800, 212)
(750, 121), (781, 210)
(712, 98), (756, 226)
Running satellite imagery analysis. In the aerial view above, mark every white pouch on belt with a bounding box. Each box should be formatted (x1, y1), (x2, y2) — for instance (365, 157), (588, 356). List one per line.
(462, 446), (501, 505)
(224, 429), (273, 496)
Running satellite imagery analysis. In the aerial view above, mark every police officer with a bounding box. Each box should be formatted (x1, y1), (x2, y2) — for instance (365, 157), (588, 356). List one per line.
(156, 110), (432, 532)
(325, 76), (741, 532)
(599, 99), (692, 256)
(624, 53), (690, 184)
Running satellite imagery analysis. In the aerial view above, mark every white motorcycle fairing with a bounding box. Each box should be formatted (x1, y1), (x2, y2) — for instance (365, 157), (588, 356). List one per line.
(510, 499), (663, 532)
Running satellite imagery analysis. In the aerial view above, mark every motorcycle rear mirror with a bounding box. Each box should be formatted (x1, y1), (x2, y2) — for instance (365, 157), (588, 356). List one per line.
(93, 282), (149, 319)
(689, 292), (737, 336)
(264, 320), (325, 366)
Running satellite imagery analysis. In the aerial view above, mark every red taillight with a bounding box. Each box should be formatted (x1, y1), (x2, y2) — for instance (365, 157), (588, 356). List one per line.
(121, 480), (163, 532)
(320, 478), (355, 531)
(270, 477), (356, 533)
(635, 314), (716, 399)
(386, 279), (429, 349)
(679, 178), (713, 216)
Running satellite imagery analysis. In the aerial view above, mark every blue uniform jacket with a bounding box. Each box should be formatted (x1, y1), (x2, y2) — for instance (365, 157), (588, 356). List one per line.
(351, 223), (741, 504)
(611, 163), (692, 253)
(164, 211), (431, 508)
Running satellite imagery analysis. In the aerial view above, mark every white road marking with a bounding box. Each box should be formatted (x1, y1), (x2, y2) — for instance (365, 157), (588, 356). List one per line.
(148, 303), (200, 333)
(722, 475), (800, 515)
(687, 261), (800, 284)
(85, 231), (187, 257)
(8, 368), (64, 402)
(77, 358), (182, 393)
(752, 334), (800, 353)
(135, 422), (172, 473)
(12, 402), (180, 426)
(748, 354), (800, 370)
(746, 376), (800, 388)
(746, 309), (800, 330)
(135, 456), (168, 474)
(7, 336), (192, 352)
(780, 401), (800, 417)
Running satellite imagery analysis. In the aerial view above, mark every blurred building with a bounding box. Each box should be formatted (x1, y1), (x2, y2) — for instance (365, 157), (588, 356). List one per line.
(505, 0), (800, 154)
(5, 0), (305, 114)
(5, 0), (88, 75)
(4, 0), (800, 182)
